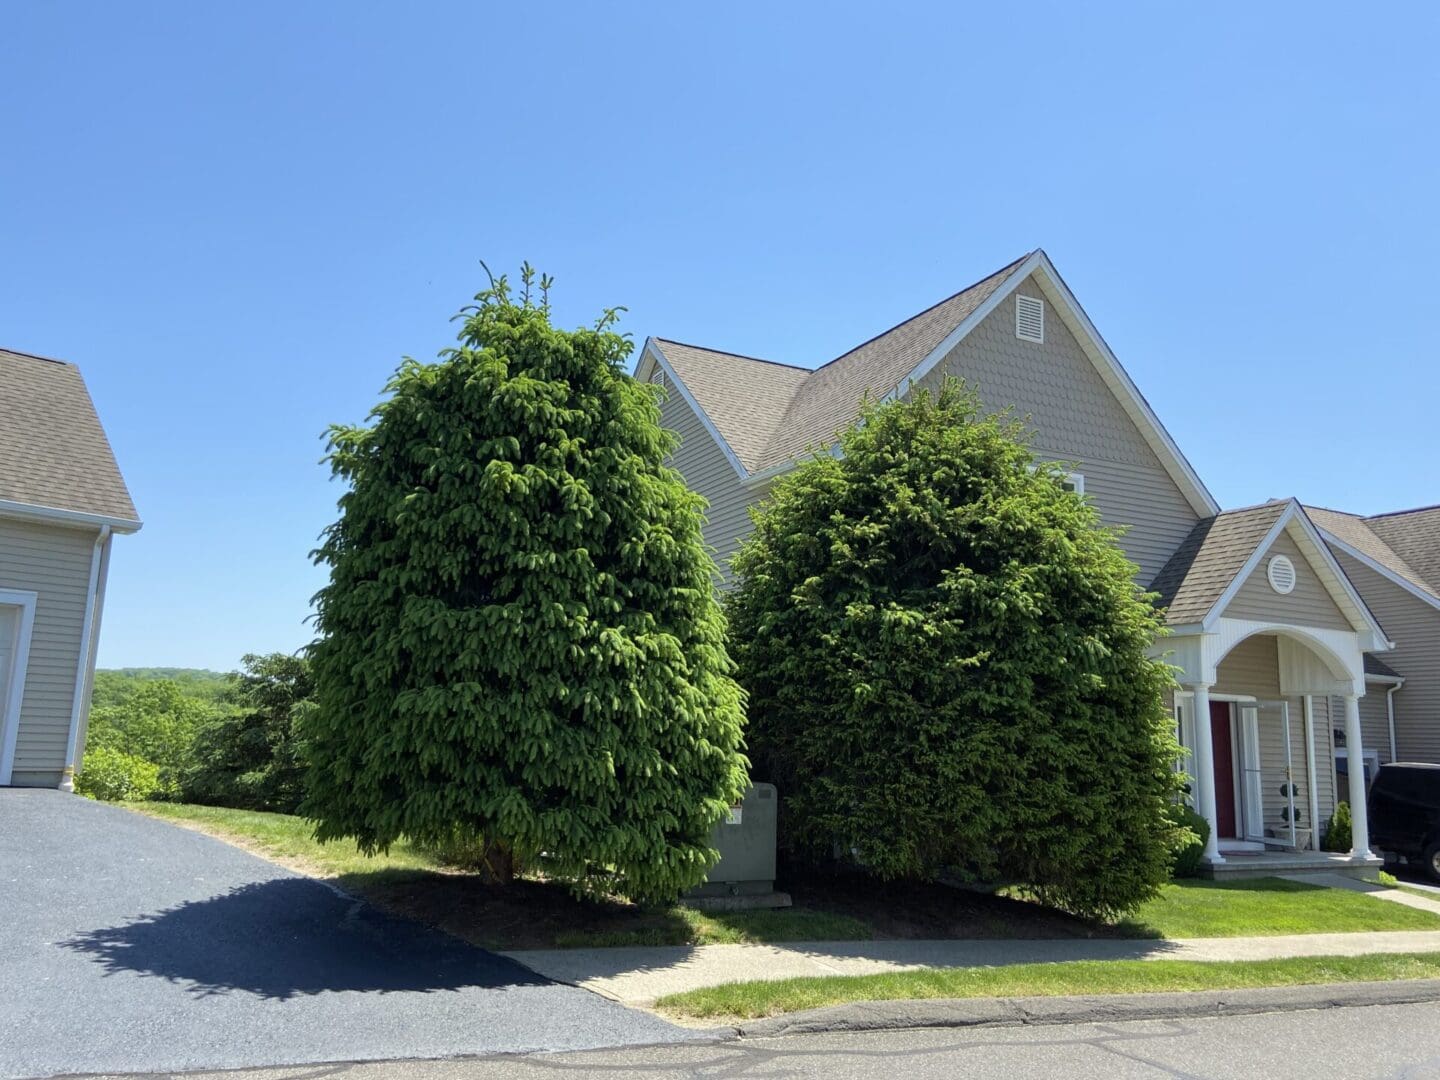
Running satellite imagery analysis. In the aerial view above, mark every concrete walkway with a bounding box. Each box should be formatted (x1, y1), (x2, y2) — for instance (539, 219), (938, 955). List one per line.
(505, 930), (1440, 1004)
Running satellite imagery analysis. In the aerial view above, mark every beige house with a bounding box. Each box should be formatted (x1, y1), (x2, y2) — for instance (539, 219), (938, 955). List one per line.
(1307, 505), (1440, 769)
(0, 347), (140, 789)
(638, 248), (1412, 876)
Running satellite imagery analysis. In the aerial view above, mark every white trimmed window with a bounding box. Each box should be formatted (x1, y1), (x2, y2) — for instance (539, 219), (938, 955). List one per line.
(1060, 472), (1084, 494)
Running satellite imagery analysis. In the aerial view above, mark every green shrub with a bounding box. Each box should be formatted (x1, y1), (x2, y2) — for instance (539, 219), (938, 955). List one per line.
(1165, 802), (1209, 878)
(85, 679), (217, 795)
(1323, 801), (1353, 852)
(303, 266), (748, 904)
(181, 653), (313, 813)
(726, 380), (1184, 920)
(75, 746), (161, 802)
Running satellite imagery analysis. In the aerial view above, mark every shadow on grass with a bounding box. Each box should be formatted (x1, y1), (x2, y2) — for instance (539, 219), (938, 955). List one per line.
(60, 876), (548, 1000)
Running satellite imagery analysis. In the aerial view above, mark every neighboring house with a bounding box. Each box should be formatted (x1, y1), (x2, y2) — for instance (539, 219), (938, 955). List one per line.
(0, 347), (140, 790)
(638, 249), (1397, 874)
(1306, 504), (1440, 768)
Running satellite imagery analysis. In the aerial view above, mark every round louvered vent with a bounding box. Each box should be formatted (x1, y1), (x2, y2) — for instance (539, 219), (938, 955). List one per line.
(1267, 554), (1297, 595)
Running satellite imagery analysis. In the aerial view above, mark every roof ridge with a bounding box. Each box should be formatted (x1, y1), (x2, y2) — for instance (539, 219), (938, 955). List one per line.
(0, 346), (72, 366)
(806, 251), (1035, 374)
(652, 338), (811, 372)
(1302, 501), (1365, 519)
(1366, 503), (1440, 520)
(1213, 497), (1292, 518)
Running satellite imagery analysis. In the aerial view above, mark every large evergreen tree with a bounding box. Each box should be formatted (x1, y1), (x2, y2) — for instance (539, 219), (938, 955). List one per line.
(305, 268), (748, 903)
(728, 380), (1181, 919)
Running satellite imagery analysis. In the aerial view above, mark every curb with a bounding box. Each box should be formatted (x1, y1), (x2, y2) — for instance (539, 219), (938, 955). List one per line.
(734, 978), (1440, 1038)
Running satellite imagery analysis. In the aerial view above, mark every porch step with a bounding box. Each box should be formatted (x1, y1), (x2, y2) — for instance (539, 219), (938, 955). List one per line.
(1203, 852), (1383, 881)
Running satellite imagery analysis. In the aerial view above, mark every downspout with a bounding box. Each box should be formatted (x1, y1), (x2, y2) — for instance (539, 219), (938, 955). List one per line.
(60, 526), (111, 792)
(1387, 681), (1402, 763)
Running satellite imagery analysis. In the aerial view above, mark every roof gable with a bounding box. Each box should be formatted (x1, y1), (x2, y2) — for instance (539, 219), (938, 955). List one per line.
(0, 348), (139, 528)
(1307, 504), (1440, 610)
(1365, 506), (1440, 596)
(1151, 499), (1385, 642)
(645, 250), (1217, 518)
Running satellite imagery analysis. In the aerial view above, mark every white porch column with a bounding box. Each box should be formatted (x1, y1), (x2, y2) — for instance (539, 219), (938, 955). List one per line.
(1187, 682), (1223, 863)
(1343, 693), (1374, 860)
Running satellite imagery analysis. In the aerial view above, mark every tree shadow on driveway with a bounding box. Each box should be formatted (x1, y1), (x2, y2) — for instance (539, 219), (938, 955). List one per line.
(59, 876), (550, 1000)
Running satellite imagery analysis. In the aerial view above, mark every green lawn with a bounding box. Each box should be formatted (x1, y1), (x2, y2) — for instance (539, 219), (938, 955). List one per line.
(656, 953), (1440, 1020)
(1119, 878), (1440, 938)
(131, 803), (1440, 950)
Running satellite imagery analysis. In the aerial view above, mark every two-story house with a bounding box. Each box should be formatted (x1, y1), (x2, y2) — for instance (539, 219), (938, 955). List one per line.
(637, 249), (1412, 877)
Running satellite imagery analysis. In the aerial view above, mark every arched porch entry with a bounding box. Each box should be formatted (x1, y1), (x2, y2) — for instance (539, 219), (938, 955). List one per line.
(1167, 620), (1375, 867)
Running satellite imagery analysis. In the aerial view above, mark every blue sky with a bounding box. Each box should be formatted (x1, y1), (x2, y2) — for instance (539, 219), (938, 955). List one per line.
(3, 3), (1438, 669)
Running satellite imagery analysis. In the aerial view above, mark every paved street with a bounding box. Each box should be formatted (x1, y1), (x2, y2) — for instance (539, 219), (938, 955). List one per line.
(0, 791), (690, 1080)
(89, 1001), (1440, 1079)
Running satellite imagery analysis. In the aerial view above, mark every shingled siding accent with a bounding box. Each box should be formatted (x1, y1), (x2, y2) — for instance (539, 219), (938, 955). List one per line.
(658, 387), (765, 587)
(1213, 634), (1338, 843)
(0, 517), (92, 786)
(1334, 551), (1440, 763)
(914, 276), (1200, 585)
(1222, 531), (1351, 630)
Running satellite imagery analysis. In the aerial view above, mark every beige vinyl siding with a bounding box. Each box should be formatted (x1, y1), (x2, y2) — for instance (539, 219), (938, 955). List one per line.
(1222, 532), (1351, 630)
(1213, 634), (1338, 843)
(914, 277), (1201, 585)
(1333, 550), (1440, 763)
(658, 386), (767, 587)
(0, 517), (93, 786)
(1359, 683), (1395, 763)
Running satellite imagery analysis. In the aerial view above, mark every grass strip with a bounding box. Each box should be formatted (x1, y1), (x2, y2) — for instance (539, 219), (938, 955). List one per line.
(657, 952), (1440, 1019)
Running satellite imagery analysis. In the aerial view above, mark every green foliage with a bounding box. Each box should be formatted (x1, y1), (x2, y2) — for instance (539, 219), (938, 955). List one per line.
(1323, 801), (1354, 852)
(303, 266), (749, 904)
(91, 668), (230, 708)
(75, 745), (161, 802)
(85, 679), (220, 796)
(180, 653), (314, 813)
(726, 380), (1183, 920)
(1165, 803), (1210, 879)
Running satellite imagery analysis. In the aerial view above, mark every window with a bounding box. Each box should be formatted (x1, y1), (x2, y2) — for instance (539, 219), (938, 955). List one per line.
(1060, 472), (1084, 494)
(1335, 747), (1382, 788)
(1015, 295), (1044, 343)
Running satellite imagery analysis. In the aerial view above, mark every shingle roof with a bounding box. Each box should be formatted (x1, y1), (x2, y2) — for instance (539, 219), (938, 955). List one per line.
(1364, 653), (1403, 680)
(1306, 504), (1439, 602)
(0, 348), (139, 525)
(1364, 506), (1440, 597)
(1148, 502), (1287, 624)
(651, 341), (810, 473)
(652, 253), (1032, 474)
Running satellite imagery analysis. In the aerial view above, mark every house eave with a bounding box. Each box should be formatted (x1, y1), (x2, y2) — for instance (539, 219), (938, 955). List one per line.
(0, 497), (142, 534)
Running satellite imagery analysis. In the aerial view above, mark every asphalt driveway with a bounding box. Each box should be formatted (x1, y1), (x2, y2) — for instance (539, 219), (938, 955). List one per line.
(0, 790), (692, 1079)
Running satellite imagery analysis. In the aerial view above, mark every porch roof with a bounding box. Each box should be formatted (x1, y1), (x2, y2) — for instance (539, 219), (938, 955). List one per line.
(1150, 502), (1286, 624)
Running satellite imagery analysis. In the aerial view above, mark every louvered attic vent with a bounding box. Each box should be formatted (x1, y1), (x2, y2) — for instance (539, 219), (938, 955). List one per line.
(649, 367), (666, 389)
(1267, 555), (1297, 595)
(1015, 295), (1044, 343)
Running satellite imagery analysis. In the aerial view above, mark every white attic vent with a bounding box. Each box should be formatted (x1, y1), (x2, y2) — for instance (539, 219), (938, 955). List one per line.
(1267, 554), (1297, 595)
(649, 366), (666, 389)
(1015, 295), (1044, 343)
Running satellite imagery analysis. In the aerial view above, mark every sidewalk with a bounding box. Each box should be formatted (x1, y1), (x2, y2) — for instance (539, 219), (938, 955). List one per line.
(504, 929), (1440, 1004)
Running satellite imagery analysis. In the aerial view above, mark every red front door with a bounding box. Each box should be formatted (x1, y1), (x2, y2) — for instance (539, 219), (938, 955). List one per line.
(1210, 701), (1237, 839)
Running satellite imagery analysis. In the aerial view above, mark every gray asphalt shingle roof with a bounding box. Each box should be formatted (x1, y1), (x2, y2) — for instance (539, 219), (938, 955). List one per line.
(1306, 504), (1440, 602)
(652, 253), (1032, 474)
(1148, 502), (1287, 624)
(0, 348), (138, 524)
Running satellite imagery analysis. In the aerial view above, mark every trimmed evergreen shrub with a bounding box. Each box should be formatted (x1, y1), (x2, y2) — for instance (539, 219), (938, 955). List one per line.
(1323, 801), (1354, 852)
(727, 379), (1183, 919)
(76, 746), (161, 802)
(303, 267), (748, 903)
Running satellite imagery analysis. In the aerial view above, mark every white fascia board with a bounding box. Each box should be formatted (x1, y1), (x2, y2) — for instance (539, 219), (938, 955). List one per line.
(1316, 528), (1440, 614)
(0, 498), (141, 534)
(1365, 672), (1405, 686)
(1200, 500), (1391, 646)
(644, 339), (750, 483)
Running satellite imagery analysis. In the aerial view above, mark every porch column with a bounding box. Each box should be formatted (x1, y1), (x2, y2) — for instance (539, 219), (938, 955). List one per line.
(1187, 682), (1223, 863)
(1343, 693), (1374, 860)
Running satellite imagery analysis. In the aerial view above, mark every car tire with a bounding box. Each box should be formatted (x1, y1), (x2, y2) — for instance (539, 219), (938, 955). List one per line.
(1425, 842), (1440, 884)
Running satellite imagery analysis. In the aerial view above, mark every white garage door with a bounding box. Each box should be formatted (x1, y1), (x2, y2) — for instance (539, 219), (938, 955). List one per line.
(0, 605), (18, 776)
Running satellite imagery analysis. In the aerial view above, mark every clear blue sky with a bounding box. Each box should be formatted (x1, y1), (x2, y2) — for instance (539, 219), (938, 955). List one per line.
(3, 4), (1437, 670)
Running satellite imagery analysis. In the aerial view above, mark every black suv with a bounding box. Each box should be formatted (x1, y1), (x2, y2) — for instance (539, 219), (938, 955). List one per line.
(1368, 763), (1440, 881)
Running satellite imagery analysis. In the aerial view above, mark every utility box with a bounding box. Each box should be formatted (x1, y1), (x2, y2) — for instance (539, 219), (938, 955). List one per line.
(685, 783), (789, 909)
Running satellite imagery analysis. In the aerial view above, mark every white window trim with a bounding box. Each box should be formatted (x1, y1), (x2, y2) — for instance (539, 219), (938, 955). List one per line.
(1062, 471), (1084, 495)
(0, 588), (40, 786)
